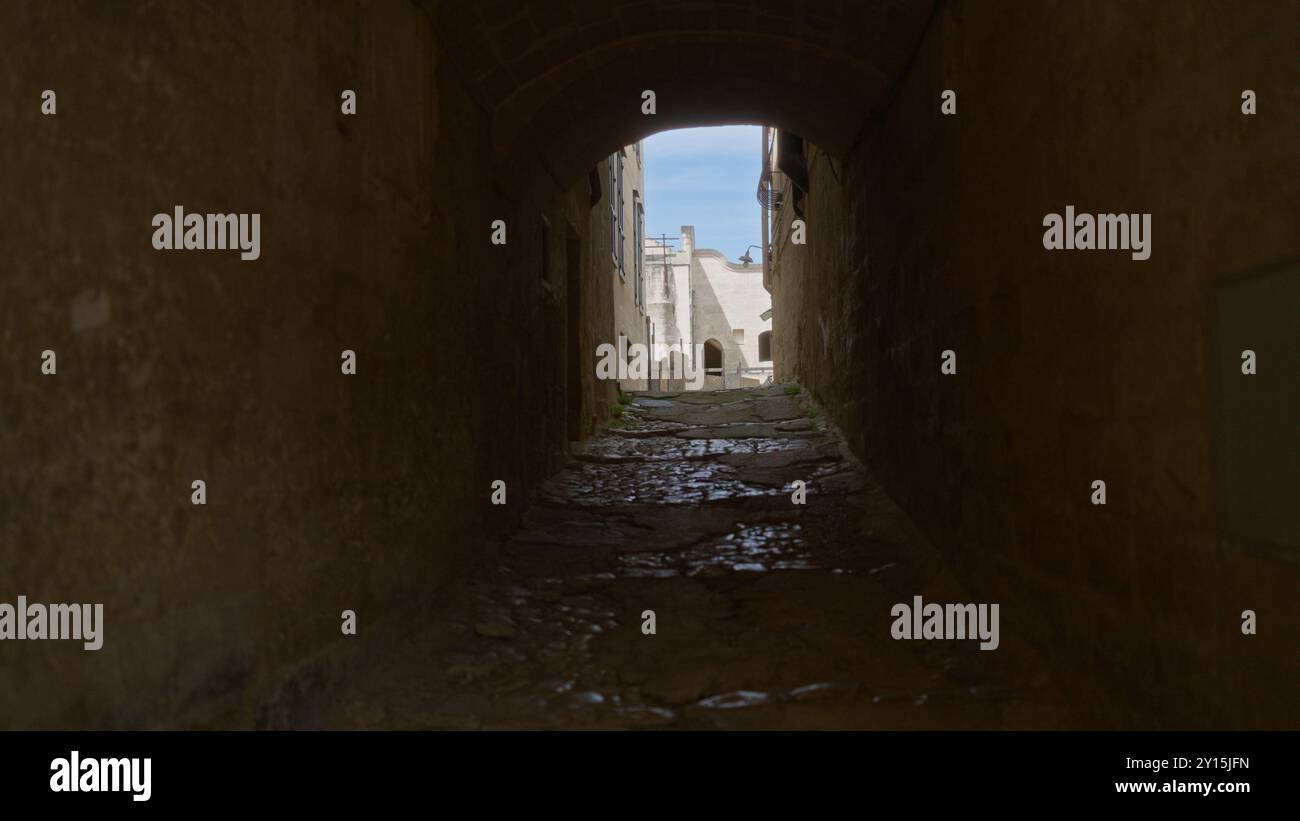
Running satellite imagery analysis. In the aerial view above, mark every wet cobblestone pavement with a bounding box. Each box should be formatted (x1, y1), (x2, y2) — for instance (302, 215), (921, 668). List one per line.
(331, 386), (1074, 729)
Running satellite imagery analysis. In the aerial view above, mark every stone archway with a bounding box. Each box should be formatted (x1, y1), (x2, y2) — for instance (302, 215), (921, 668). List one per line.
(435, 2), (937, 181)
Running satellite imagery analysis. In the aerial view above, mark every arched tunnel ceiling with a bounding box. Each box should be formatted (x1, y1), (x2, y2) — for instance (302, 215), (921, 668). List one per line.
(433, 0), (938, 183)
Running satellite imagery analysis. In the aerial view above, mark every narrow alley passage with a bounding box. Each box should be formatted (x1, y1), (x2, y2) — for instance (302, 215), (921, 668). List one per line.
(331, 387), (1073, 730)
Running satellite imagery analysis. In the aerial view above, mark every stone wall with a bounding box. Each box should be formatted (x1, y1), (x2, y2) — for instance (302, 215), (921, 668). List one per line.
(770, 0), (1300, 727)
(0, 0), (607, 728)
(606, 145), (651, 392)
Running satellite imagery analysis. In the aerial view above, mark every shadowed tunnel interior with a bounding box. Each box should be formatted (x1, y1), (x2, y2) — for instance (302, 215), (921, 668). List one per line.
(1, 0), (1297, 730)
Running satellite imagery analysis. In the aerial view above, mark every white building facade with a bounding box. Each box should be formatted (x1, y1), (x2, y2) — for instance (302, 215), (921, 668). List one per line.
(644, 225), (772, 390)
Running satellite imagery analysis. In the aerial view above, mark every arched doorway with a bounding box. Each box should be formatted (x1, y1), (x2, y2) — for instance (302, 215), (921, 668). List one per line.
(703, 337), (724, 389)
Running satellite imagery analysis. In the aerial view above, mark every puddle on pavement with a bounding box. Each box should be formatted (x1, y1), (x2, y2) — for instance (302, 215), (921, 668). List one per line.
(576, 435), (815, 463)
(541, 459), (788, 505)
(618, 522), (820, 577)
(329, 387), (1071, 731)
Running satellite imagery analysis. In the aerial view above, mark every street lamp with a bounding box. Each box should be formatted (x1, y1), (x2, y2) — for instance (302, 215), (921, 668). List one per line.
(738, 244), (763, 266)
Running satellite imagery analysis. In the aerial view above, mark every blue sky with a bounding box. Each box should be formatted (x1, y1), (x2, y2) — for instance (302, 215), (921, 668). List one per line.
(643, 125), (764, 264)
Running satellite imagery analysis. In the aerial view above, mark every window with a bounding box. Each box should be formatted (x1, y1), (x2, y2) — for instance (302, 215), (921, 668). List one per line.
(634, 194), (644, 307)
(1211, 259), (1300, 563)
(616, 152), (626, 279)
(609, 155), (618, 267)
(758, 331), (772, 362)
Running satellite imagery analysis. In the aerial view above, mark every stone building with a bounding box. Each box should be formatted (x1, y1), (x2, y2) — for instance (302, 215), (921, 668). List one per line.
(643, 233), (692, 390)
(644, 225), (773, 389)
(603, 141), (649, 391)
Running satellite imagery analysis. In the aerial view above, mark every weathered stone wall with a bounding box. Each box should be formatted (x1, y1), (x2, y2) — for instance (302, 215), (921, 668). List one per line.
(609, 145), (650, 393)
(770, 0), (1300, 727)
(585, 156), (624, 430)
(0, 0), (603, 728)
